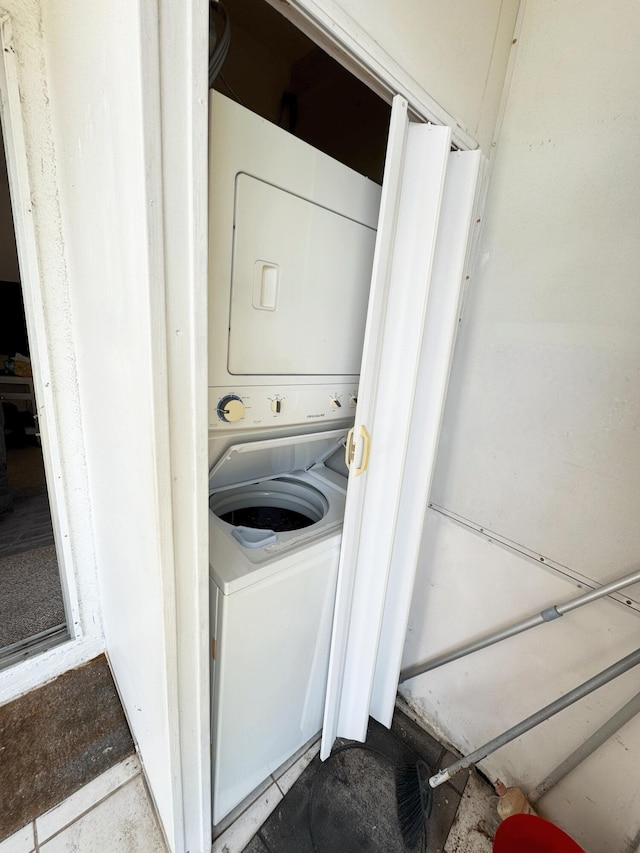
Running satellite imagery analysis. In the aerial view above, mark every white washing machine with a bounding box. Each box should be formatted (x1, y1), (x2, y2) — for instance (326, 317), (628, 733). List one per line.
(209, 428), (348, 824)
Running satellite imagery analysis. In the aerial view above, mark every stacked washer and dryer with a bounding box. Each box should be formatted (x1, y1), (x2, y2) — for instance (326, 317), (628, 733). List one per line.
(208, 91), (381, 823)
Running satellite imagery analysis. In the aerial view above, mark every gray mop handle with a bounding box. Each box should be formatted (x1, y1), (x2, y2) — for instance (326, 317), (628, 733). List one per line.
(429, 646), (640, 788)
(400, 567), (640, 683)
(528, 689), (640, 803)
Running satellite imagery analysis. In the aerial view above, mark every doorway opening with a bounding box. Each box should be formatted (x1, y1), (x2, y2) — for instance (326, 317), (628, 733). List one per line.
(0, 127), (68, 669)
(210, 0), (391, 183)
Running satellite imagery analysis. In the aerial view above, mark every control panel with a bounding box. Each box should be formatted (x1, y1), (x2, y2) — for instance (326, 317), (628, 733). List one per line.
(209, 384), (359, 431)
(216, 394), (246, 423)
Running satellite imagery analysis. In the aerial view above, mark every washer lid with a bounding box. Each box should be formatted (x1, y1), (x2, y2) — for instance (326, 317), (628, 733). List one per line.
(209, 428), (348, 492)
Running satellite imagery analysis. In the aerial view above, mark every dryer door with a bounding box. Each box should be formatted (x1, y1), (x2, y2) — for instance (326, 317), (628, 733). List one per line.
(321, 97), (482, 756)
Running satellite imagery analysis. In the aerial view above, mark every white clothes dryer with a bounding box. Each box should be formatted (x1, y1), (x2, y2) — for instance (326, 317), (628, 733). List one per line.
(208, 428), (348, 824)
(207, 91), (381, 439)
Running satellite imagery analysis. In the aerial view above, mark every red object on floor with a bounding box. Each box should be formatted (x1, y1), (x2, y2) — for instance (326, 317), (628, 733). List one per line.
(493, 814), (586, 852)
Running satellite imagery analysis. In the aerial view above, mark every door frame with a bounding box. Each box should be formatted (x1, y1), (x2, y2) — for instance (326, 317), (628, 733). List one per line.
(162, 2), (482, 850)
(266, 0), (478, 151)
(0, 14), (104, 700)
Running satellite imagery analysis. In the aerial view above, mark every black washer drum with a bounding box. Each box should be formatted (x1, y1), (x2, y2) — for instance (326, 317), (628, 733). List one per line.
(209, 476), (329, 533)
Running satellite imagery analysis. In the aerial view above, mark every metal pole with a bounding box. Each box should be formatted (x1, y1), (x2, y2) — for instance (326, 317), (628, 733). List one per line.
(399, 567), (640, 684)
(429, 646), (640, 788)
(528, 690), (640, 803)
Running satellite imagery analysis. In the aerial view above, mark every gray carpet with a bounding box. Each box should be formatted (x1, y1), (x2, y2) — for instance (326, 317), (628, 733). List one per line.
(0, 491), (55, 557)
(0, 545), (65, 647)
(0, 447), (55, 557)
(0, 446), (63, 649)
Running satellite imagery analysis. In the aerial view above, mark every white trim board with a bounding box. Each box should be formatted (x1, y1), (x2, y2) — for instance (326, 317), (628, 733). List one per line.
(157, 0), (212, 849)
(0, 636), (105, 706)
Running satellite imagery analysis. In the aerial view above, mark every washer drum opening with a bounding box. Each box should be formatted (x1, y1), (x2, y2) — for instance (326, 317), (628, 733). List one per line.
(209, 477), (329, 532)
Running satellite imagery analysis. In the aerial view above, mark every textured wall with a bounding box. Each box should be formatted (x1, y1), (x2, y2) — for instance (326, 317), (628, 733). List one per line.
(403, 2), (640, 850)
(325, 0), (519, 150)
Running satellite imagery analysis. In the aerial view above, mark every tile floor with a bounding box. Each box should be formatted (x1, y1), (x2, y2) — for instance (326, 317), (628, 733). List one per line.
(212, 736), (322, 852)
(213, 708), (499, 853)
(0, 708), (498, 853)
(0, 756), (167, 853)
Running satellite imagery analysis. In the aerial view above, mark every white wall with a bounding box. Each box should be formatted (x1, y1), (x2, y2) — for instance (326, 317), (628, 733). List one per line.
(0, 3), (206, 849)
(403, 511), (640, 853)
(325, 0), (520, 151)
(402, 2), (640, 851)
(430, 0), (640, 591)
(41, 1), (183, 848)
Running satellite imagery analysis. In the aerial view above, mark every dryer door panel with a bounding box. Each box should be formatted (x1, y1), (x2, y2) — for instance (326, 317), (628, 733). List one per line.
(228, 174), (376, 375)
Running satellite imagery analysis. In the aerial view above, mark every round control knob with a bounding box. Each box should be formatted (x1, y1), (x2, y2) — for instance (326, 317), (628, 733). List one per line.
(217, 394), (245, 423)
(270, 398), (283, 414)
(330, 395), (342, 409)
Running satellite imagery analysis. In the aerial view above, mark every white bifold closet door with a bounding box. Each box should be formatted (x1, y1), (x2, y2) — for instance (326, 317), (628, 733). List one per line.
(321, 96), (482, 758)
